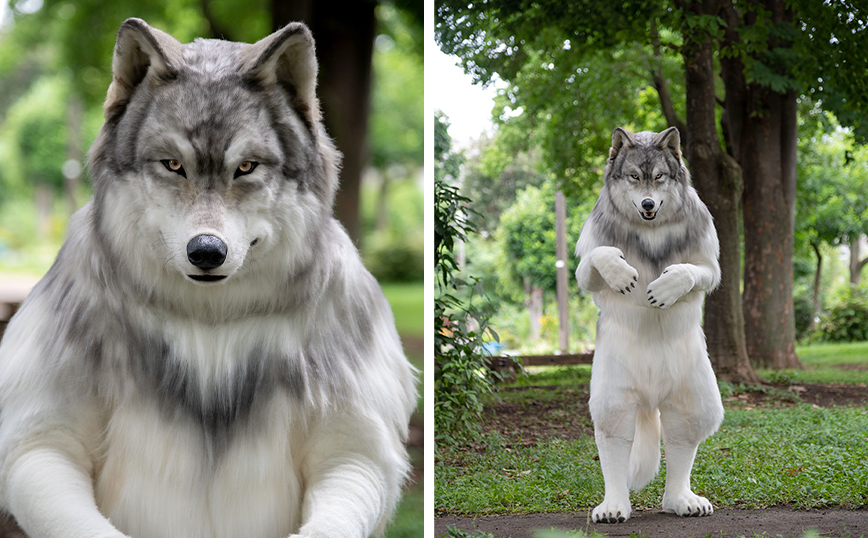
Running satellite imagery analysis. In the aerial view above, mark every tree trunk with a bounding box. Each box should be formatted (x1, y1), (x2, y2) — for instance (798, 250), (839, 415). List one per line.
(849, 236), (868, 286)
(721, 0), (802, 370)
(810, 241), (822, 332)
(271, 0), (377, 245)
(524, 278), (543, 341)
(678, 0), (760, 384)
(64, 93), (83, 216)
(375, 168), (390, 232)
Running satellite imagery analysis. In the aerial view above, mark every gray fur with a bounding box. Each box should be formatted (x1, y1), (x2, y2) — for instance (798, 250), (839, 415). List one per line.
(585, 126), (712, 274)
(7, 19), (379, 456)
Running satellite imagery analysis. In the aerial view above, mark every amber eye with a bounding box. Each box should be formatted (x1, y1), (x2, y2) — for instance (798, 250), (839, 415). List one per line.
(161, 159), (186, 178)
(630, 173), (639, 180)
(655, 173), (663, 180)
(234, 160), (259, 179)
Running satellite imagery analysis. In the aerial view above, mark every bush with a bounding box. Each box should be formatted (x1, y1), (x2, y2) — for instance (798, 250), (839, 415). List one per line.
(815, 289), (868, 342)
(363, 233), (423, 282)
(793, 291), (815, 342)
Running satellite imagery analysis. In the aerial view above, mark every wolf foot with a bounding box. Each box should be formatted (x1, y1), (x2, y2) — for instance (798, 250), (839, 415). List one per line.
(663, 491), (713, 517)
(647, 264), (695, 309)
(591, 499), (631, 523)
(591, 246), (638, 296)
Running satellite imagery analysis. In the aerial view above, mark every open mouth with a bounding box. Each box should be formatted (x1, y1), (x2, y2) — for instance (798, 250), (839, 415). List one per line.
(188, 274), (227, 283)
(637, 200), (662, 221)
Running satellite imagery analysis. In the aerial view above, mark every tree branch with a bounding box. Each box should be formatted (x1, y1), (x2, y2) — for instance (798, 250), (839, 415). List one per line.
(650, 20), (687, 137)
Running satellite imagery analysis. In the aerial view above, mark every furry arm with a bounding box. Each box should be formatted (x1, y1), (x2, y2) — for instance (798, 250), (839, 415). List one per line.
(293, 414), (406, 538)
(575, 246), (639, 294)
(647, 258), (719, 309)
(7, 446), (127, 538)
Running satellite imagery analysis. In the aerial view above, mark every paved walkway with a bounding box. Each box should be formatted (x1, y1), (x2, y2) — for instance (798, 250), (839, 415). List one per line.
(436, 508), (868, 538)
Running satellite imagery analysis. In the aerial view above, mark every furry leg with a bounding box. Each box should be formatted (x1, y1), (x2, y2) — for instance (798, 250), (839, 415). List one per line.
(592, 429), (634, 523)
(661, 440), (712, 517)
(7, 447), (129, 538)
(293, 415), (408, 538)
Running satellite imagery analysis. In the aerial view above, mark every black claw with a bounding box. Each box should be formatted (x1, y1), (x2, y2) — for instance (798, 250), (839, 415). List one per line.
(647, 289), (652, 294)
(663, 270), (669, 274)
(633, 276), (638, 282)
(620, 290), (625, 295)
(625, 287), (631, 293)
(618, 516), (625, 523)
(630, 282), (635, 288)
(619, 255), (625, 260)
(659, 303), (665, 307)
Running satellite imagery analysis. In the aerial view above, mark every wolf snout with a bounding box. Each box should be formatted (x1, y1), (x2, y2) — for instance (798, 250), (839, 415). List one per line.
(641, 198), (656, 211)
(187, 235), (227, 269)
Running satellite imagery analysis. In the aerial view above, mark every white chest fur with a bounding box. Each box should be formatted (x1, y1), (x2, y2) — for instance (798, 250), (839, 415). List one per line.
(94, 316), (310, 538)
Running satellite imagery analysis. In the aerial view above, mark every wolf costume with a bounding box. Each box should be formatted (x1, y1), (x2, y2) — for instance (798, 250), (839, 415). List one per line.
(575, 127), (723, 523)
(0, 18), (416, 538)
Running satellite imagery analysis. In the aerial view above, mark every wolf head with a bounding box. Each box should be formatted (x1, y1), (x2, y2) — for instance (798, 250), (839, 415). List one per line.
(602, 126), (688, 224)
(88, 18), (340, 295)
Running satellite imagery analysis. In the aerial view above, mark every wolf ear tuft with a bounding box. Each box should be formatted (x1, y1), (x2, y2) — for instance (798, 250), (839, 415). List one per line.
(654, 126), (682, 161)
(609, 127), (635, 161)
(241, 23), (320, 126)
(105, 18), (183, 120)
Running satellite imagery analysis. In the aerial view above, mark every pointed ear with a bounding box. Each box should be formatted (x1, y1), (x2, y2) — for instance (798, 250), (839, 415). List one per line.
(654, 126), (683, 161)
(105, 18), (183, 119)
(609, 127), (635, 161)
(240, 22), (320, 125)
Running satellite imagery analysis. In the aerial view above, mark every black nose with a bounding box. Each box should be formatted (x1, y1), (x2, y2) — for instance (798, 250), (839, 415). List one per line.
(641, 198), (656, 211)
(186, 235), (227, 269)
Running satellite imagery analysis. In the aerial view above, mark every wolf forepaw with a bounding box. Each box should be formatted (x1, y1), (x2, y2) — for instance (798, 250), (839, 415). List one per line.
(663, 491), (713, 517)
(591, 499), (631, 523)
(591, 247), (638, 296)
(647, 264), (695, 309)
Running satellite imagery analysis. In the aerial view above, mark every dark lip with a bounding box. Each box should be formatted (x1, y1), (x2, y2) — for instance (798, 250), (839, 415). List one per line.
(188, 274), (227, 283)
(635, 200), (662, 221)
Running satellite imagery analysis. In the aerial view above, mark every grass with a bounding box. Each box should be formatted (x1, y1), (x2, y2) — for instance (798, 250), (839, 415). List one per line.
(435, 342), (868, 517)
(756, 341), (868, 384)
(381, 280), (424, 538)
(382, 281), (425, 340)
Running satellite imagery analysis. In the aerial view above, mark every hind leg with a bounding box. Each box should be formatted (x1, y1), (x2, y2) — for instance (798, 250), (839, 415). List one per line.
(659, 361), (724, 517)
(589, 386), (638, 523)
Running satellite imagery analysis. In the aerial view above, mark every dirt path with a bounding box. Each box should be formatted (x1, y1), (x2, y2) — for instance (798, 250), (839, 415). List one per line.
(436, 507), (868, 537)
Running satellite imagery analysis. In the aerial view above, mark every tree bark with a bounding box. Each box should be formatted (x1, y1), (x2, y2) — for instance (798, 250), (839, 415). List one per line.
(810, 241), (822, 332)
(678, 0), (760, 384)
(524, 278), (543, 341)
(272, 0), (377, 245)
(849, 236), (868, 286)
(721, 0), (802, 369)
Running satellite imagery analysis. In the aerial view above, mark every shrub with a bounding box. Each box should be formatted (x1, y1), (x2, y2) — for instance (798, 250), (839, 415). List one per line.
(815, 289), (868, 342)
(363, 233), (423, 282)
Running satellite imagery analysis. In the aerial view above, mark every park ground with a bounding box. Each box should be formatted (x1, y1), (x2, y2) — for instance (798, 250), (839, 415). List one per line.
(435, 342), (868, 538)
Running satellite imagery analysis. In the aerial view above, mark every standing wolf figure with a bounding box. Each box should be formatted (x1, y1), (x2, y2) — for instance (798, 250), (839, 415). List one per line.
(0, 18), (417, 538)
(575, 127), (723, 523)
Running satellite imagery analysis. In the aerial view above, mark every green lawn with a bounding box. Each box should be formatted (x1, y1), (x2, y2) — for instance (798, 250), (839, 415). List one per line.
(382, 281), (425, 340)
(382, 280), (424, 538)
(436, 342), (868, 516)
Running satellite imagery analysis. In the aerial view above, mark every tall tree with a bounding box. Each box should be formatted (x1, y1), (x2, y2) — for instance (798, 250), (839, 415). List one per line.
(677, 0), (760, 383)
(719, 1), (802, 368)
